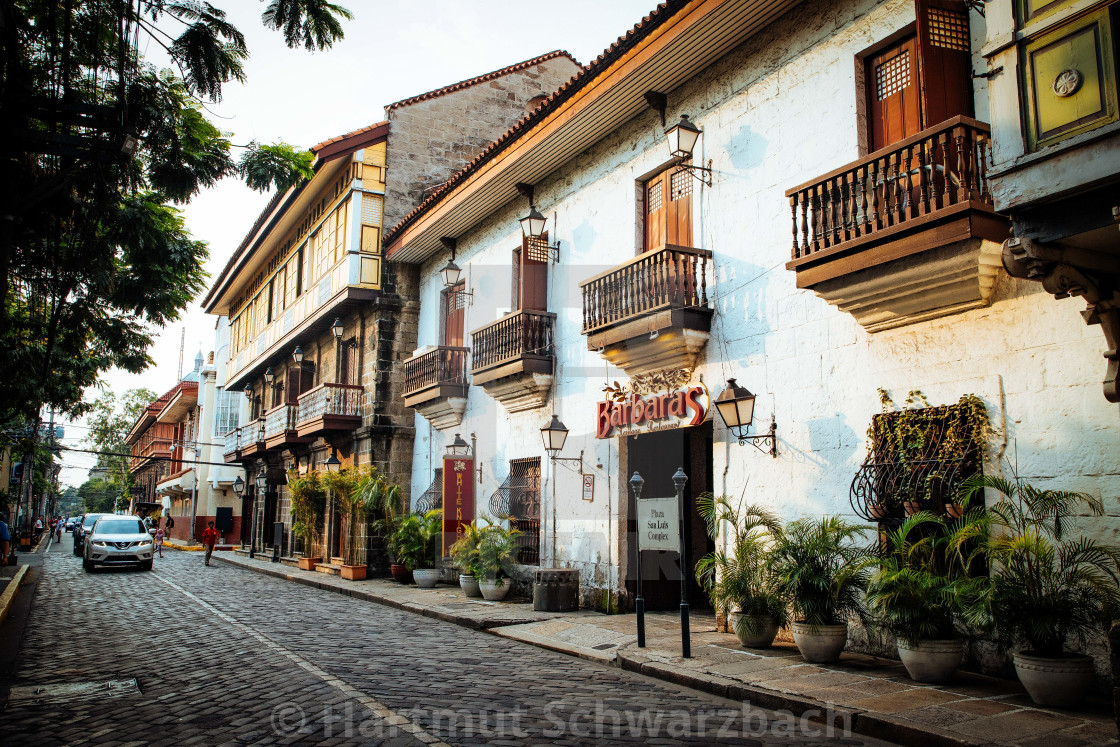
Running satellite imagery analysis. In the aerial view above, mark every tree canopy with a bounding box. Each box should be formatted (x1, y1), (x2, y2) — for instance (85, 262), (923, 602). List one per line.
(0, 0), (351, 429)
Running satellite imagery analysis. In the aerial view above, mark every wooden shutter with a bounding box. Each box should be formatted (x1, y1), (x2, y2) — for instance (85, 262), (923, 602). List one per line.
(915, 0), (974, 126)
(644, 175), (665, 252)
(339, 340), (356, 385)
(442, 285), (465, 346)
(520, 232), (549, 311)
(511, 248), (521, 310)
(644, 169), (694, 252)
(868, 35), (923, 150)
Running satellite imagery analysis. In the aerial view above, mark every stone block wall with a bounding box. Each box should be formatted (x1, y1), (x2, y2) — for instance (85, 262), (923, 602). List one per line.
(383, 55), (581, 229)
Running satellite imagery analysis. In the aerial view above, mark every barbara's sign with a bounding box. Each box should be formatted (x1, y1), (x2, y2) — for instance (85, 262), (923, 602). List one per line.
(595, 386), (708, 439)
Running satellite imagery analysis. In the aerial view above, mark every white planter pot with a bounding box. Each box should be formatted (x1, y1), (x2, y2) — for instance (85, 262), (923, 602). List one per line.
(478, 578), (510, 601)
(791, 622), (848, 663)
(1013, 652), (1095, 708)
(459, 574), (481, 597)
(729, 613), (779, 648)
(413, 568), (440, 588)
(897, 639), (964, 683)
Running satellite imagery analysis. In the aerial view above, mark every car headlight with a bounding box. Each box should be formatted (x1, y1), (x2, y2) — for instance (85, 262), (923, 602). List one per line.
(91, 540), (108, 547)
(137, 540), (152, 546)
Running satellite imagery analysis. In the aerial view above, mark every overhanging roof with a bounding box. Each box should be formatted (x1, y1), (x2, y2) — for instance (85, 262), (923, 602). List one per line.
(384, 0), (803, 263)
(156, 383), (199, 424)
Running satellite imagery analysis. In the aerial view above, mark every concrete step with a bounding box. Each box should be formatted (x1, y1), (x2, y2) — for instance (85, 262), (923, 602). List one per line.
(314, 563), (341, 576)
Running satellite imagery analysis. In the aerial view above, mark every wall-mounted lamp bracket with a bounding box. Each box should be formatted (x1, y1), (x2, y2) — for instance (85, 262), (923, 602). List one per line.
(735, 417), (778, 458)
(550, 449), (585, 476)
(515, 182), (535, 203)
(674, 158), (713, 187)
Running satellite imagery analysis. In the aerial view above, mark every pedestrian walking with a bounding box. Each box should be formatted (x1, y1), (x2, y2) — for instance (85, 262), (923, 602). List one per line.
(201, 521), (218, 566)
(33, 517), (42, 543)
(54, 518), (62, 544)
(154, 527), (164, 558)
(0, 512), (10, 563)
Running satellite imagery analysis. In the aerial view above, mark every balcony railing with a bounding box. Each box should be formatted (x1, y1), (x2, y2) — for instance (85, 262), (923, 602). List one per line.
(471, 310), (555, 374)
(223, 427), (240, 456)
(786, 116), (994, 262)
(580, 245), (711, 334)
(297, 383), (362, 423)
(404, 346), (469, 397)
(262, 404), (298, 441)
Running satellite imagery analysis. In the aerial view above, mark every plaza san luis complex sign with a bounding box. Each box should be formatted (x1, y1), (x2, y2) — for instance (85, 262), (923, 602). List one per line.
(595, 368), (709, 439)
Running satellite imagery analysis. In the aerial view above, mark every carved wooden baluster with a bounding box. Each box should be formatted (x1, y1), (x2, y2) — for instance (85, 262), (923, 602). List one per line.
(889, 151), (902, 224)
(809, 189), (820, 253)
(840, 173), (851, 241)
(700, 253), (708, 306)
(868, 159), (880, 232)
(790, 195), (799, 258)
(917, 140), (929, 215)
(978, 133), (991, 201)
(799, 191), (809, 256)
(955, 126), (968, 203)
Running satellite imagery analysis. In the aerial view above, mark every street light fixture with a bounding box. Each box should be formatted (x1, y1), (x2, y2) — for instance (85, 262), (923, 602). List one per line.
(664, 114), (712, 186)
(324, 449), (342, 473)
(519, 205), (547, 240)
(331, 318), (344, 339)
(540, 415), (583, 474)
(264, 367), (275, 385)
(292, 346), (304, 364)
(446, 433), (471, 457)
(713, 378), (777, 457)
(232, 476), (244, 496)
(255, 467), (268, 493)
(440, 258), (462, 287)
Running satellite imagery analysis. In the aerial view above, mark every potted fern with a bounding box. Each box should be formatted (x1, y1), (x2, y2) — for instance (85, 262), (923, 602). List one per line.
(865, 508), (987, 682)
(390, 510), (443, 587)
(450, 518), (490, 597)
(476, 522), (521, 601)
(968, 474), (1120, 707)
(288, 470), (326, 571)
(773, 516), (870, 662)
(694, 493), (788, 648)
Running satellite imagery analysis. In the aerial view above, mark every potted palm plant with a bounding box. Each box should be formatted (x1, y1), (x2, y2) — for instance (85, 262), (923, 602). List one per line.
(288, 470), (326, 571)
(967, 474), (1120, 707)
(450, 518), (490, 597)
(865, 508), (987, 682)
(390, 510), (443, 587)
(323, 467), (372, 580)
(773, 516), (870, 663)
(476, 522), (520, 601)
(695, 493), (788, 648)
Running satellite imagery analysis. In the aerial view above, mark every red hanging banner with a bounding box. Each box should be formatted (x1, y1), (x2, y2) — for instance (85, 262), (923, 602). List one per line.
(441, 457), (474, 557)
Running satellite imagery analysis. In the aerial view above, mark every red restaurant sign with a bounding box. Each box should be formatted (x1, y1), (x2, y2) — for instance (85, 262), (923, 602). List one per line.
(595, 385), (708, 439)
(441, 456), (474, 556)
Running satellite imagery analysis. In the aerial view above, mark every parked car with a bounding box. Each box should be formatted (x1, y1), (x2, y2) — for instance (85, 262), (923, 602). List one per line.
(83, 516), (154, 572)
(73, 513), (113, 556)
(64, 517), (79, 532)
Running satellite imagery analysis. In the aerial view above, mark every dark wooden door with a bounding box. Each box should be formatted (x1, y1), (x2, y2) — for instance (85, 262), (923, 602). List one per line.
(442, 284), (466, 346)
(520, 233), (549, 311)
(915, 0), (974, 126)
(644, 168), (693, 252)
(339, 339), (356, 385)
(285, 365), (312, 403)
(868, 35), (922, 151)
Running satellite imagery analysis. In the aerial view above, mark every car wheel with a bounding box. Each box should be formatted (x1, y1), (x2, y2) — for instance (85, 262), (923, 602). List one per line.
(82, 556), (94, 573)
(73, 543), (80, 556)
(141, 560), (153, 571)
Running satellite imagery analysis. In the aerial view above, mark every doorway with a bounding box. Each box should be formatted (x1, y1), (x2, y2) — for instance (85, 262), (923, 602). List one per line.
(622, 422), (713, 611)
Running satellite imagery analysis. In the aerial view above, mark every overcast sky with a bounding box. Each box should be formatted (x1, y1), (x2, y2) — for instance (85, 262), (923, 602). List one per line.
(56, 0), (658, 487)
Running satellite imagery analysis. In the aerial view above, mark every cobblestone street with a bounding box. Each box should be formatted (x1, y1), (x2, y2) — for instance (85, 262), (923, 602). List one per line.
(0, 548), (888, 745)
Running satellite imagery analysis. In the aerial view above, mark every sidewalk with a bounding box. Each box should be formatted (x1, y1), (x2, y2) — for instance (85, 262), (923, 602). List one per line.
(214, 552), (1118, 746)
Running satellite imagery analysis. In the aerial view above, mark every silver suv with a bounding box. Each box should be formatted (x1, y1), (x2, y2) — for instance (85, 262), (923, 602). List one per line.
(73, 512), (113, 556)
(83, 516), (154, 572)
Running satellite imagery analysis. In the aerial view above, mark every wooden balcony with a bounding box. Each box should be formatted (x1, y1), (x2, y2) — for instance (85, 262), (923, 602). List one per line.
(238, 418), (266, 459)
(580, 245), (713, 376)
(262, 403), (310, 451)
(785, 116), (1010, 332)
(471, 310), (555, 413)
(222, 427), (242, 463)
(296, 383), (362, 437)
(403, 346), (469, 429)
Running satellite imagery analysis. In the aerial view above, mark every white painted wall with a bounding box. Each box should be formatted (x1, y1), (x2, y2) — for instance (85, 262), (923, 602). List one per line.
(407, 0), (1120, 605)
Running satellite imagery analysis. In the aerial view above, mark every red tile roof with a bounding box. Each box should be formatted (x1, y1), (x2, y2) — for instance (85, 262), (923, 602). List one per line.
(383, 1), (688, 246)
(310, 120), (389, 154)
(385, 50), (583, 112)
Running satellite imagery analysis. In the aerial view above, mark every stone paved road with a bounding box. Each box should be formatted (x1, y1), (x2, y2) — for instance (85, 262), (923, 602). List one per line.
(0, 548), (893, 745)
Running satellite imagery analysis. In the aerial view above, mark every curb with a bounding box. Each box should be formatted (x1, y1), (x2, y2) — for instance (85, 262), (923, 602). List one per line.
(0, 566), (30, 627)
(214, 555), (988, 747)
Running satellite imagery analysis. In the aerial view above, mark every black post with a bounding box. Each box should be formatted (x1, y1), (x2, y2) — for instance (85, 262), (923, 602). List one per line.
(629, 471), (646, 648)
(673, 467), (690, 658)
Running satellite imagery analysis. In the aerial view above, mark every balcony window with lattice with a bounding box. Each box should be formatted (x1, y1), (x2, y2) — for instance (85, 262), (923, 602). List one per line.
(850, 393), (990, 523)
(489, 457), (541, 565)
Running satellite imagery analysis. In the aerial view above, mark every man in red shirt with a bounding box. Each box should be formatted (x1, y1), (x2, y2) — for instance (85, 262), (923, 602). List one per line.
(201, 521), (219, 566)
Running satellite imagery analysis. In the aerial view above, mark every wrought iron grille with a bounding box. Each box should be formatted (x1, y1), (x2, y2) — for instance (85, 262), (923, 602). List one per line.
(416, 468), (442, 514)
(488, 458), (541, 565)
(850, 403), (983, 523)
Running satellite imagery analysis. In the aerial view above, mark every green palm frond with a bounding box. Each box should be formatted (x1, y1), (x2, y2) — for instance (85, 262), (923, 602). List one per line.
(262, 0), (353, 51)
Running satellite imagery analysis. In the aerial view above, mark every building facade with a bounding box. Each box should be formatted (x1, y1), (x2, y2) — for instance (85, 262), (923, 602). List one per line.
(202, 52), (582, 567)
(385, 0), (1119, 673)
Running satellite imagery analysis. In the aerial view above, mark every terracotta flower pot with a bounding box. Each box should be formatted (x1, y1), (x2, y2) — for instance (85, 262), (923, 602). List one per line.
(902, 501), (922, 516)
(729, 613), (779, 648)
(868, 504), (890, 520)
(943, 503), (966, 519)
(897, 639), (964, 683)
(413, 568), (440, 588)
(791, 622), (848, 663)
(340, 564), (367, 581)
(390, 563), (413, 585)
(297, 556), (320, 571)
(1013, 652), (1095, 708)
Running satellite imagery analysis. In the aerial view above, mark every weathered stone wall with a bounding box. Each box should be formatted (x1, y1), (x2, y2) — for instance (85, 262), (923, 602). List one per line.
(383, 56), (581, 230)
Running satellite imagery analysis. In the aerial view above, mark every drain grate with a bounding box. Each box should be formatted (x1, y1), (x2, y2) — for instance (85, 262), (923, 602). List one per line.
(8, 678), (141, 705)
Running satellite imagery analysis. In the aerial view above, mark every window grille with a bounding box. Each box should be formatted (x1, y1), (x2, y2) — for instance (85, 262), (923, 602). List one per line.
(876, 51), (910, 100)
(927, 7), (969, 51)
(670, 168), (693, 200)
(416, 468), (442, 514)
(647, 181), (663, 213)
(850, 402), (984, 523)
(213, 387), (240, 436)
(489, 458), (541, 565)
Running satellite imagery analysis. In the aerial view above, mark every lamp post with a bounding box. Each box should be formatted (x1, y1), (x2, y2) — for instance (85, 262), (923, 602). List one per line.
(292, 346), (304, 402)
(253, 467), (267, 559)
(673, 466), (690, 658)
(629, 471), (646, 648)
(232, 475), (245, 552)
